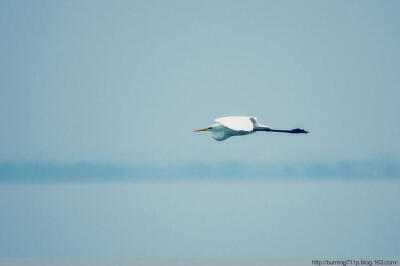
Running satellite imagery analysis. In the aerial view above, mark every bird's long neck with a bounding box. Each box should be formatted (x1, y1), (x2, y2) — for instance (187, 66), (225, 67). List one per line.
(254, 127), (308, 134)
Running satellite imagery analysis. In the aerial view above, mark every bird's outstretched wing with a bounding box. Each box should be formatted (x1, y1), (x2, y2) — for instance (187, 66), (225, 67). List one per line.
(215, 116), (254, 132)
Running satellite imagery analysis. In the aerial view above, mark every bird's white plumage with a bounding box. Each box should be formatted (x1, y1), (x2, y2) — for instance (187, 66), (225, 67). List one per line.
(208, 116), (262, 141)
(215, 116), (257, 132)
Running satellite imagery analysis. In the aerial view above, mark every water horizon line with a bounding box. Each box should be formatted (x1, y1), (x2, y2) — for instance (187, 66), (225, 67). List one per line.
(0, 159), (399, 183)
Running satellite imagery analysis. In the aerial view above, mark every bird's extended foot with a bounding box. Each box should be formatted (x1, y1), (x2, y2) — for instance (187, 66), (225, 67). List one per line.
(291, 128), (308, 134)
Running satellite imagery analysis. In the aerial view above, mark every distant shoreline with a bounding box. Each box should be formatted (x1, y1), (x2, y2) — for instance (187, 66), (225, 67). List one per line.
(1, 160), (399, 182)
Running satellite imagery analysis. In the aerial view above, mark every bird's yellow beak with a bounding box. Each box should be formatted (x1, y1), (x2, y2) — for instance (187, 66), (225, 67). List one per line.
(193, 127), (209, 132)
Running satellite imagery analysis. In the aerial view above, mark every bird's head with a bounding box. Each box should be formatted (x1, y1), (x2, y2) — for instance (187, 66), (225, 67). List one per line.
(194, 123), (230, 141)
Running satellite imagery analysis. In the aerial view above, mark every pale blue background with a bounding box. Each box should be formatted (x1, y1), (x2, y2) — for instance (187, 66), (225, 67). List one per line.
(0, 0), (399, 258)
(1, 0), (399, 164)
(1, 180), (399, 257)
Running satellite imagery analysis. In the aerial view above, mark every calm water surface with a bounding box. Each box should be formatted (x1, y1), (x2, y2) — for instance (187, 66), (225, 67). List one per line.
(0, 179), (399, 257)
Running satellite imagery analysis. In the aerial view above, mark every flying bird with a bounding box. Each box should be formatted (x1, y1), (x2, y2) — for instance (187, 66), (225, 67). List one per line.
(194, 116), (308, 141)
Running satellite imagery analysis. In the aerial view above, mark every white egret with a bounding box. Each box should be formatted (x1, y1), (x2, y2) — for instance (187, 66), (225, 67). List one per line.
(194, 116), (308, 141)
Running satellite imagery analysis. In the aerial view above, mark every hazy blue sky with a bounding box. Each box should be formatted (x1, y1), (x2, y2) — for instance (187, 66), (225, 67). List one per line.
(1, 0), (399, 164)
